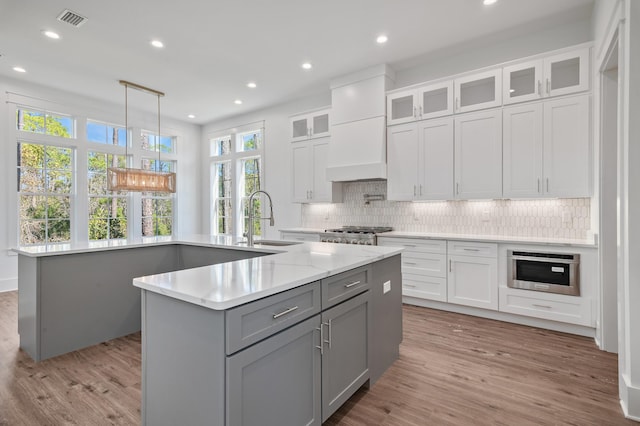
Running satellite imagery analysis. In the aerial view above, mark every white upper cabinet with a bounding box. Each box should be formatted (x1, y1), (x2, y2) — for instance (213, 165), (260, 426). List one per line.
(291, 137), (343, 203)
(454, 69), (502, 114)
(387, 81), (454, 126)
(454, 109), (503, 199)
(503, 95), (591, 198)
(503, 103), (544, 198)
(290, 108), (331, 142)
(387, 118), (454, 201)
(503, 47), (590, 105)
(543, 95), (591, 197)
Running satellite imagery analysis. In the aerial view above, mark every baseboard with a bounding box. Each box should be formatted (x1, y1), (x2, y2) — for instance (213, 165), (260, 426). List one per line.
(620, 374), (640, 421)
(0, 277), (18, 293)
(402, 296), (596, 338)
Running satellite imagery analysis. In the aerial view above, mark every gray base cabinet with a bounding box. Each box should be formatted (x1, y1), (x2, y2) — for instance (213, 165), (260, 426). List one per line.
(321, 291), (370, 422)
(141, 255), (402, 425)
(227, 315), (322, 426)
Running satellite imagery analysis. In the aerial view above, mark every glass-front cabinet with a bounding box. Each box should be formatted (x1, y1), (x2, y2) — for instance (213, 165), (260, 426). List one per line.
(503, 47), (590, 105)
(387, 81), (453, 126)
(290, 108), (331, 142)
(453, 69), (502, 114)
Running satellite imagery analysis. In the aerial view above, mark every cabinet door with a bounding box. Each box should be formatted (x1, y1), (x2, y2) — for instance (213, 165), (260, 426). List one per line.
(387, 123), (419, 201)
(418, 81), (454, 120)
(454, 110), (503, 199)
(447, 255), (498, 310)
(502, 60), (543, 105)
(310, 110), (331, 139)
(543, 95), (591, 197)
(387, 89), (417, 126)
(454, 69), (502, 113)
(544, 48), (590, 98)
(226, 315), (322, 426)
(417, 117), (454, 200)
(311, 139), (333, 201)
(291, 115), (310, 142)
(321, 292), (369, 422)
(503, 103), (544, 198)
(292, 142), (312, 202)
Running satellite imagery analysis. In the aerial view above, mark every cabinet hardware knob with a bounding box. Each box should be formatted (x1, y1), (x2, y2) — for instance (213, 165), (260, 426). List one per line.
(273, 306), (299, 319)
(546, 178), (550, 193)
(537, 178), (541, 193)
(419, 106), (423, 117)
(537, 80), (542, 96)
(455, 97), (459, 111)
(413, 185), (417, 197)
(344, 280), (361, 288)
(456, 182), (460, 195)
(420, 185), (423, 196)
(413, 106), (417, 118)
(546, 78), (550, 95)
(449, 259), (453, 273)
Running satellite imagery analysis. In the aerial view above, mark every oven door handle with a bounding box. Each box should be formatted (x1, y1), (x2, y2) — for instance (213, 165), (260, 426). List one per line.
(510, 255), (577, 264)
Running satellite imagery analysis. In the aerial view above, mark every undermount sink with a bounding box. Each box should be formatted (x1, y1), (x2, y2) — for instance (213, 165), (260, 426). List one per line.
(236, 240), (303, 247)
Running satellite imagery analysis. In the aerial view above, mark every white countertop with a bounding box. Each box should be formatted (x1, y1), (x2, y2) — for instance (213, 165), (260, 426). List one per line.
(14, 235), (403, 311)
(279, 228), (597, 248)
(378, 231), (597, 248)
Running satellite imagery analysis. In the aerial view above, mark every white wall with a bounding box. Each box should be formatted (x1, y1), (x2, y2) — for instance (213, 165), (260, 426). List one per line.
(200, 92), (331, 241)
(393, 17), (592, 89)
(0, 76), (202, 292)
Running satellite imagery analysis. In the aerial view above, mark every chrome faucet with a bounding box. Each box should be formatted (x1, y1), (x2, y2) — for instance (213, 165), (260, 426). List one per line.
(245, 190), (275, 245)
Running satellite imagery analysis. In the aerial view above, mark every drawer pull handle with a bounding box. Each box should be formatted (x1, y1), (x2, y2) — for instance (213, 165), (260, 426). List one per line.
(532, 304), (552, 309)
(404, 262), (418, 266)
(463, 248), (480, 252)
(403, 284), (417, 288)
(403, 244), (417, 248)
(344, 280), (361, 288)
(273, 306), (299, 319)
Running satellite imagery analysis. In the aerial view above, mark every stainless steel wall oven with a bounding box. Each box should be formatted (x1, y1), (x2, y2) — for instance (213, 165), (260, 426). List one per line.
(508, 250), (580, 296)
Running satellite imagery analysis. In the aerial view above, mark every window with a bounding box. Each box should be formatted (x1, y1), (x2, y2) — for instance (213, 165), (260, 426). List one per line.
(17, 142), (73, 245)
(88, 152), (128, 240)
(141, 159), (175, 237)
(87, 120), (127, 146)
(17, 108), (75, 138)
(142, 130), (175, 154)
(210, 129), (263, 237)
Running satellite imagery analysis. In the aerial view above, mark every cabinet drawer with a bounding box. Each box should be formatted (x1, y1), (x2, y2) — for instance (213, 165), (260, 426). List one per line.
(402, 253), (447, 278)
(447, 241), (497, 257)
(499, 288), (592, 326)
(378, 237), (446, 254)
(402, 274), (447, 302)
(226, 281), (321, 354)
(322, 266), (371, 309)
(281, 232), (320, 242)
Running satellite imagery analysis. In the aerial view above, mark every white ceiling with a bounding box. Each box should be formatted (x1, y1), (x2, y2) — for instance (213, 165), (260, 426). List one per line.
(0, 0), (594, 125)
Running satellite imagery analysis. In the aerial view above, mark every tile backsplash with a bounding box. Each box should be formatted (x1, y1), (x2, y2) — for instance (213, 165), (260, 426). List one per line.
(301, 181), (591, 239)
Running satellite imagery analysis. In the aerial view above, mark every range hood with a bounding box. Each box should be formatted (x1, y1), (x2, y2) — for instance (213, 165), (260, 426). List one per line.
(326, 65), (395, 182)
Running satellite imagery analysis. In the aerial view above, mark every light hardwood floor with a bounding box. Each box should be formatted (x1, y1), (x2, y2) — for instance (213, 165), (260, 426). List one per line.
(0, 290), (633, 425)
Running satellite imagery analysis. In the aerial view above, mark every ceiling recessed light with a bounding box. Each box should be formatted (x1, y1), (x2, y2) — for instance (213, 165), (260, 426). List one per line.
(234, 99), (243, 105)
(483, 0), (497, 5)
(301, 62), (312, 70)
(13, 66), (26, 73)
(247, 82), (257, 88)
(42, 30), (61, 39)
(187, 114), (195, 119)
(376, 35), (388, 44)
(151, 40), (164, 48)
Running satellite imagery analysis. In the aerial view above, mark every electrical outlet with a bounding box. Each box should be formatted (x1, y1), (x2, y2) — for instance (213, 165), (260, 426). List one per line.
(482, 210), (491, 223)
(562, 211), (572, 224)
(383, 280), (391, 294)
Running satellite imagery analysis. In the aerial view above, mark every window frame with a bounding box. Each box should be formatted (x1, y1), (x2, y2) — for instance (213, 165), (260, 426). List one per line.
(209, 127), (264, 238)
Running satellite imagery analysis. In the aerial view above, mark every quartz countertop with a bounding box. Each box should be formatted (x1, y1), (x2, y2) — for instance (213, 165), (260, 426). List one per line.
(278, 228), (597, 248)
(14, 235), (403, 311)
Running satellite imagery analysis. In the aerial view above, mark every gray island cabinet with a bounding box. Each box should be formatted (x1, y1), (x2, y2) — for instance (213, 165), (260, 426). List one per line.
(139, 254), (402, 426)
(16, 242), (266, 361)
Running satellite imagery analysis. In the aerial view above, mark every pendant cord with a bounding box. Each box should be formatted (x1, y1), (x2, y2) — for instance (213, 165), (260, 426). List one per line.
(157, 93), (161, 172)
(125, 84), (129, 168)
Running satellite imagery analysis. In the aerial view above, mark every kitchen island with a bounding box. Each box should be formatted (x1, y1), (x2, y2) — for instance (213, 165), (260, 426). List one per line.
(15, 236), (403, 425)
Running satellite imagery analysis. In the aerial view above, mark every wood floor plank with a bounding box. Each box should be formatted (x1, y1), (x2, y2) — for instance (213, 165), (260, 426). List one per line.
(0, 291), (634, 425)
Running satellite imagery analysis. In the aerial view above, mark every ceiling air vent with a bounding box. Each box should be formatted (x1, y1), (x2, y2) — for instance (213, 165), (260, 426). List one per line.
(56, 9), (88, 27)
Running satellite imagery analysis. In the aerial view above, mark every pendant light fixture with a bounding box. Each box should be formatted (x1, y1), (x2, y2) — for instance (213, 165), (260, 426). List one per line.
(107, 80), (176, 193)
